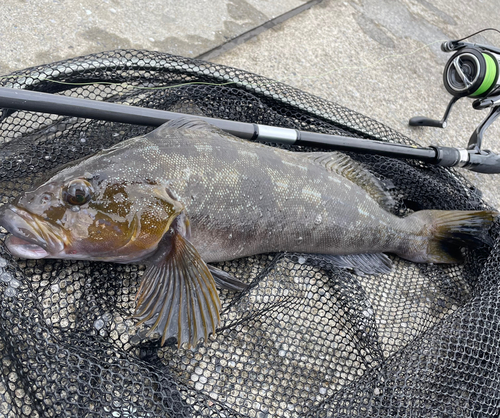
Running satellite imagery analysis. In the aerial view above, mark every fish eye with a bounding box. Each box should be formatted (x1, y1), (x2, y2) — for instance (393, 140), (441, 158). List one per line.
(64, 179), (93, 206)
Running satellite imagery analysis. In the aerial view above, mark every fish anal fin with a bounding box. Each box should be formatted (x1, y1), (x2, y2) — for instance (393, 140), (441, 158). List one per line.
(133, 230), (221, 348)
(303, 152), (395, 211)
(208, 264), (248, 291)
(319, 253), (392, 276)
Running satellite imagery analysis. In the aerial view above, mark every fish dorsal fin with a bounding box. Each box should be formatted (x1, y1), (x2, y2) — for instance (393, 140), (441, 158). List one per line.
(168, 100), (205, 117)
(133, 228), (221, 348)
(303, 152), (395, 211)
(162, 116), (215, 131)
(146, 116), (252, 147)
(145, 116), (221, 139)
(145, 116), (247, 144)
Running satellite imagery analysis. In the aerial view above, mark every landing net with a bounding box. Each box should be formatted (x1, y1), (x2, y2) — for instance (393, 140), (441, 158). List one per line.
(0, 50), (498, 417)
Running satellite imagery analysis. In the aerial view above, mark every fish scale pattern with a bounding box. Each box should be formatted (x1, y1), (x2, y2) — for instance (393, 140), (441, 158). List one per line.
(0, 50), (498, 417)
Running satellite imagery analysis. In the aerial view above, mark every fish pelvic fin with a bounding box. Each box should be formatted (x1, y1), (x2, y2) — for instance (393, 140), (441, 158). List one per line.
(133, 230), (221, 349)
(400, 210), (498, 263)
(302, 152), (395, 211)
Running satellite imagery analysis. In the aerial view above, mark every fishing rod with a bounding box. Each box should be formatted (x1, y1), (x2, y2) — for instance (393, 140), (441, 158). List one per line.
(0, 60), (499, 173)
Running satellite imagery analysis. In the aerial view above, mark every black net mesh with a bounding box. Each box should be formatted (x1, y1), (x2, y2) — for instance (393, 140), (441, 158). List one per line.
(0, 50), (498, 417)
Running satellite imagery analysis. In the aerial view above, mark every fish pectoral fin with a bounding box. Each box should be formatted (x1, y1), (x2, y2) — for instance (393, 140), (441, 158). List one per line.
(319, 253), (392, 276)
(133, 232), (221, 349)
(208, 265), (248, 291)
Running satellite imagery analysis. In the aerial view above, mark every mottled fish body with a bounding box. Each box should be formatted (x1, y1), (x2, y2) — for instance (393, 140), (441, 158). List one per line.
(0, 118), (496, 347)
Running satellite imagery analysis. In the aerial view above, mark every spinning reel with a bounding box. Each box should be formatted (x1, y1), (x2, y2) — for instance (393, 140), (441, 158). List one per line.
(410, 30), (500, 156)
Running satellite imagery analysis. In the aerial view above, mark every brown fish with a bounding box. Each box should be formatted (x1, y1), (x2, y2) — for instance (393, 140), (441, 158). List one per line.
(0, 118), (496, 347)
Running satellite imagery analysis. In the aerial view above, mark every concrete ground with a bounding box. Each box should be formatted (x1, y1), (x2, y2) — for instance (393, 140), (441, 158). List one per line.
(1, 0), (500, 206)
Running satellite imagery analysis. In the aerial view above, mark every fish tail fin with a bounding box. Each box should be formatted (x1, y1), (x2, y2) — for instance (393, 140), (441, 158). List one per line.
(400, 210), (498, 263)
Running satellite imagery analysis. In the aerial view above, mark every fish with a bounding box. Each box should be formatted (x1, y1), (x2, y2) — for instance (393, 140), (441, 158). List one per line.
(0, 117), (496, 348)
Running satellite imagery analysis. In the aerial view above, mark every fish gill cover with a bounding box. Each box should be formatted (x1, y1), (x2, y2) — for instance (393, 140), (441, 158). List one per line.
(0, 50), (499, 417)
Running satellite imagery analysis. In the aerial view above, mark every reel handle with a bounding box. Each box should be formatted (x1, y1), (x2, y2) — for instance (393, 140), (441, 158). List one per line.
(408, 97), (459, 129)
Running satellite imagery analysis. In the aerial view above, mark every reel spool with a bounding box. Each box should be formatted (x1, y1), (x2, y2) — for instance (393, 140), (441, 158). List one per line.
(443, 47), (500, 98)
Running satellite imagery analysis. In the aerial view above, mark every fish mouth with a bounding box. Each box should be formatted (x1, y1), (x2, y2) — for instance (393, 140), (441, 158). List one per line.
(0, 204), (66, 259)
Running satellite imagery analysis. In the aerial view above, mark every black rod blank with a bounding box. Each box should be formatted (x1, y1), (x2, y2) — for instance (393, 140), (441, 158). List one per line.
(0, 86), (453, 166)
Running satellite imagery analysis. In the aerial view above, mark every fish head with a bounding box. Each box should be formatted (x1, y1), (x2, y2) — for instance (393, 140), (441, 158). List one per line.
(0, 168), (184, 262)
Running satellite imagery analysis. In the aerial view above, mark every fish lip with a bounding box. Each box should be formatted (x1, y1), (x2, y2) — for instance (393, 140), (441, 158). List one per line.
(0, 204), (66, 257)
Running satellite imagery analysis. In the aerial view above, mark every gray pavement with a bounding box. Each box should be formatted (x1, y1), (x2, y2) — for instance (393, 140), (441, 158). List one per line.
(2, 0), (500, 206)
(0, 0), (310, 75)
